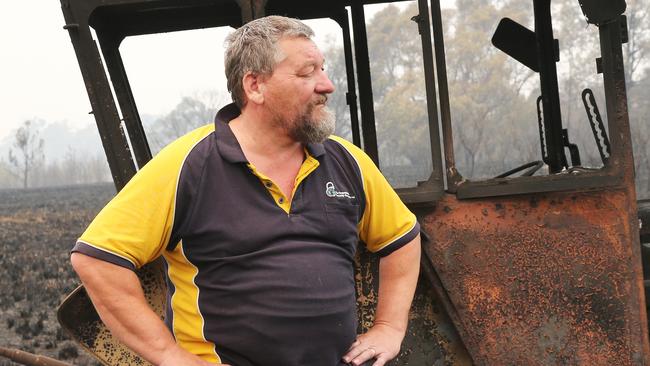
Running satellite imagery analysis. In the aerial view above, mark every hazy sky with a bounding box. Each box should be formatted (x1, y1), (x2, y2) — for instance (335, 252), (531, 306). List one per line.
(1, 1), (94, 141)
(0, 1), (393, 143)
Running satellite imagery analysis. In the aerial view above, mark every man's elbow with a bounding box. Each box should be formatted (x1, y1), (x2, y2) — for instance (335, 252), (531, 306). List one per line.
(70, 251), (87, 273)
(70, 252), (103, 280)
(70, 252), (85, 273)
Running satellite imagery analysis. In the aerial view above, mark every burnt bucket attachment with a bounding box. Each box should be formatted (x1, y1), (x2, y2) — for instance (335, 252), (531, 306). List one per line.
(57, 258), (167, 365)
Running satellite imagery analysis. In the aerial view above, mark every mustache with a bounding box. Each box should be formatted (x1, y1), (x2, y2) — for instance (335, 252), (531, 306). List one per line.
(314, 95), (328, 105)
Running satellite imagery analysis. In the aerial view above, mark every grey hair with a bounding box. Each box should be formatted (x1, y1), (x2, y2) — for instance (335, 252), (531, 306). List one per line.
(224, 16), (315, 108)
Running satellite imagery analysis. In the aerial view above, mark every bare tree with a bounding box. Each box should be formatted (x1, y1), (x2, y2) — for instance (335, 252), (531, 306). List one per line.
(8, 120), (45, 189)
(145, 91), (228, 154)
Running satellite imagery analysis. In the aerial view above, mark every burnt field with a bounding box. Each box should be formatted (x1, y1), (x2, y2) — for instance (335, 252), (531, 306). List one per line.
(0, 183), (115, 366)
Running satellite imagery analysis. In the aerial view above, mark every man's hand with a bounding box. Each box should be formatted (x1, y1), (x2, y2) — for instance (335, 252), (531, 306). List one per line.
(343, 235), (421, 366)
(159, 345), (230, 366)
(342, 324), (404, 366)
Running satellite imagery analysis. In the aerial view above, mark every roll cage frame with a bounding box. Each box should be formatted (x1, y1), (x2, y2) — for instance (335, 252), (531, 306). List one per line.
(60, 0), (632, 205)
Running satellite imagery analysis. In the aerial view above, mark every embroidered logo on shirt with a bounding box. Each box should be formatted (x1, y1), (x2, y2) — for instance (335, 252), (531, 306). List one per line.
(325, 182), (355, 199)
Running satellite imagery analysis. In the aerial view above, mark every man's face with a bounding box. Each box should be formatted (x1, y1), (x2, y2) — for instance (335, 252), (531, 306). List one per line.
(262, 37), (336, 144)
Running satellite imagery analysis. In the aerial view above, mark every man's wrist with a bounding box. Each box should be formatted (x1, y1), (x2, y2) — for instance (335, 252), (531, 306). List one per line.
(157, 343), (188, 365)
(371, 321), (407, 340)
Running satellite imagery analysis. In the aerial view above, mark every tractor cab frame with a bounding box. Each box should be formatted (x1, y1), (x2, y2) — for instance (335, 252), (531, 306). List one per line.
(47, 0), (650, 364)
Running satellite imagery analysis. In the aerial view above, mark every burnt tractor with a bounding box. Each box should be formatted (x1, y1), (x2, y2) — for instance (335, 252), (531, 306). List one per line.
(4, 0), (650, 364)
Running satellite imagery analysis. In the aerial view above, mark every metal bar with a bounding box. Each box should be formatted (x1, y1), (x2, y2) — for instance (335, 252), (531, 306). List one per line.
(0, 346), (72, 366)
(252, 0), (267, 19)
(581, 88), (611, 164)
(533, 0), (567, 173)
(597, 14), (650, 362)
(97, 33), (153, 169)
(350, 4), (379, 165)
(456, 172), (622, 199)
(60, 0), (137, 191)
(417, 237), (475, 365)
(332, 10), (362, 148)
(236, 0), (253, 23)
(428, 0), (458, 189)
(598, 17), (630, 163)
(415, 0), (444, 193)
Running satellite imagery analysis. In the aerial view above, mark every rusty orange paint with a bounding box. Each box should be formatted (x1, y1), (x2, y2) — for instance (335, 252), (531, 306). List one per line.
(422, 189), (649, 365)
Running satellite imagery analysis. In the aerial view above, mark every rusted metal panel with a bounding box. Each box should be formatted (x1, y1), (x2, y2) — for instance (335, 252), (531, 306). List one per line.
(422, 190), (649, 365)
(57, 259), (167, 366)
(355, 246), (473, 365)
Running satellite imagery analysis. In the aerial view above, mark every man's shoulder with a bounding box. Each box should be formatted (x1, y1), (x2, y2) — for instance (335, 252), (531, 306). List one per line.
(161, 124), (215, 156)
(324, 135), (377, 174)
(324, 135), (369, 160)
(133, 123), (215, 182)
(152, 124), (215, 164)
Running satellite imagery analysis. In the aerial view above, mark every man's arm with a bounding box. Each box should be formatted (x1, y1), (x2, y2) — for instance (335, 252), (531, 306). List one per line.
(343, 235), (421, 366)
(70, 253), (225, 366)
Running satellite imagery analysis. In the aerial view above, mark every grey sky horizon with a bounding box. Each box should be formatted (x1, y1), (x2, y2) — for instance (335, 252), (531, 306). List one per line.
(1, 1), (425, 145)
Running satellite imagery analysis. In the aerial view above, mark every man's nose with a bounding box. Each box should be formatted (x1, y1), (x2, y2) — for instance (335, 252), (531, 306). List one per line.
(316, 71), (335, 94)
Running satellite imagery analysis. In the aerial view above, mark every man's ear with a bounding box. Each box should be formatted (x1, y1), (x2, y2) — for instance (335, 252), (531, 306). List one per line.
(242, 72), (265, 105)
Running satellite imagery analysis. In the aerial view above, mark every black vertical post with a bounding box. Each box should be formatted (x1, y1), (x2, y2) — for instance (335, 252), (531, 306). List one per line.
(60, 1), (137, 190)
(429, 0), (458, 187)
(534, 0), (567, 173)
(416, 0), (445, 189)
(598, 17), (630, 163)
(350, 4), (379, 166)
(98, 33), (153, 168)
(333, 10), (362, 148)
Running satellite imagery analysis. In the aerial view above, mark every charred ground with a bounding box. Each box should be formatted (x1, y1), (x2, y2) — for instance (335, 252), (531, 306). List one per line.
(0, 183), (115, 366)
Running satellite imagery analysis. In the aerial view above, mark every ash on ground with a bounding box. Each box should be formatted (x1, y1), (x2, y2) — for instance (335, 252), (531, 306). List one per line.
(0, 183), (115, 366)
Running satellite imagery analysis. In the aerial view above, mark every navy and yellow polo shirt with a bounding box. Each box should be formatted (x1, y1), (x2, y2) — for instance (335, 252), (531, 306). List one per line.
(72, 104), (420, 366)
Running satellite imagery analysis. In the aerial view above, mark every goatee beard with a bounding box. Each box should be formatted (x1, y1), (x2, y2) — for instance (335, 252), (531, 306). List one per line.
(290, 105), (335, 144)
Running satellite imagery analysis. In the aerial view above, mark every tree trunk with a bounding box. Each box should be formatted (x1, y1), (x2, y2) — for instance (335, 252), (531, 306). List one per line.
(23, 161), (28, 189)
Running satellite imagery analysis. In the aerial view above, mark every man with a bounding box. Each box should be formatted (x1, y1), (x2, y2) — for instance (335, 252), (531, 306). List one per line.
(71, 16), (420, 366)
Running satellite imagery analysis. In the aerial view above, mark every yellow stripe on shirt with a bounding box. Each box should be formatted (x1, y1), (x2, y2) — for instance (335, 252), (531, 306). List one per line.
(164, 241), (221, 363)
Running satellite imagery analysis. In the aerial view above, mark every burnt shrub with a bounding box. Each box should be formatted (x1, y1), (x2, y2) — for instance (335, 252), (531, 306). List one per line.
(58, 342), (79, 359)
(45, 340), (56, 349)
(0, 184), (115, 366)
(19, 307), (31, 319)
(12, 291), (23, 302)
(55, 326), (69, 341)
(32, 317), (44, 334)
(15, 319), (31, 339)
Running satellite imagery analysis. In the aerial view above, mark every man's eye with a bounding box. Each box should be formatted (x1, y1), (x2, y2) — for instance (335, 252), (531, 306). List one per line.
(299, 65), (320, 76)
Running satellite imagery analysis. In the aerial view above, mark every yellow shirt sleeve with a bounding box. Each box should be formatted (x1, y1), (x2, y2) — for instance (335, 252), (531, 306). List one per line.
(329, 136), (419, 255)
(76, 124), (214, 269)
